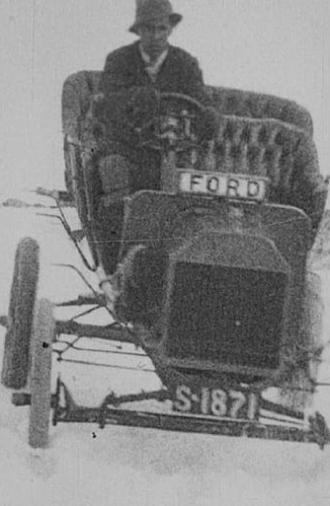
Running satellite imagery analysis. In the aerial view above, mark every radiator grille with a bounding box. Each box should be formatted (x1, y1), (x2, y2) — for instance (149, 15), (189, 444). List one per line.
(165, 262), (287, 369)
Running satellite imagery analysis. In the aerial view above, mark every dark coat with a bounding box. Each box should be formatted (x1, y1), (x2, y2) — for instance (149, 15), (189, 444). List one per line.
(94, 41), (214, 192)
(99, 41), (210, 104)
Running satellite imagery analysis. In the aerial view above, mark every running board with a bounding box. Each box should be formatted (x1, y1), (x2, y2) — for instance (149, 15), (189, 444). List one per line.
(51, 381), (330, 449)
(11, 384), (330, 448)
(54, 403), (329, 448)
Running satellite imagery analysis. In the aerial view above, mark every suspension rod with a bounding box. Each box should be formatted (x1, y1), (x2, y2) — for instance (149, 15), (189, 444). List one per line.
(56, 320), (134, 343)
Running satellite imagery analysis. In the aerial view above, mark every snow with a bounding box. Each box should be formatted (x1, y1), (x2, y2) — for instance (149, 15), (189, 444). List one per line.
(1, 206), (330, 506)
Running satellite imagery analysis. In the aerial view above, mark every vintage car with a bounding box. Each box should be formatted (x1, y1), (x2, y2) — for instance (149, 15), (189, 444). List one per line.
(1, 70), (329, 449)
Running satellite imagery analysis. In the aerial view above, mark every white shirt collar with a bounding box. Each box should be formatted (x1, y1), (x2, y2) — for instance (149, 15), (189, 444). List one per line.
(139, 44), (169, 81)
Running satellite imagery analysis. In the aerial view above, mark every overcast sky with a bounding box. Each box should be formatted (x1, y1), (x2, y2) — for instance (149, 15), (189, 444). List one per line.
(1, 0), (329, 193)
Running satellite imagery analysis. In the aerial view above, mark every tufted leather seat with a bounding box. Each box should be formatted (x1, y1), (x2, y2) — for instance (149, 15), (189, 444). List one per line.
(62, 70), (314, 138)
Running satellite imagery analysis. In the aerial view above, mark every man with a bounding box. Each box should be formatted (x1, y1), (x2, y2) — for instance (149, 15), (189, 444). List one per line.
(99, 0), (210, 103)
(95, 0), (216, 190)
(92, 0), (216, 272)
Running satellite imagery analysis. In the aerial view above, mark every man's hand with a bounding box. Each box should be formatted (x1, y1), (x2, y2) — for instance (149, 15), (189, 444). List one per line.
(92, 87), (158, 144)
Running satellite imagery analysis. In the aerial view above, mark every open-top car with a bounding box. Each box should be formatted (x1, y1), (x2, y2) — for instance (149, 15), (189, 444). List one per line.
(1, 70), (329, 449)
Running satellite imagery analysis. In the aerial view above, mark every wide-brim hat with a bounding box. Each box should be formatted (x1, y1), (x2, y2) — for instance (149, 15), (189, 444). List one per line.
(129, 0), (182, 34)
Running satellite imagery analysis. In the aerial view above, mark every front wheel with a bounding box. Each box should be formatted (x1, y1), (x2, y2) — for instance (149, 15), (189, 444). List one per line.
(28, 299), (54, 449)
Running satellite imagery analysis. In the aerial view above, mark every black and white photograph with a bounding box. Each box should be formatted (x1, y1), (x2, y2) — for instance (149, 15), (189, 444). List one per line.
(1, 1), (330, 504)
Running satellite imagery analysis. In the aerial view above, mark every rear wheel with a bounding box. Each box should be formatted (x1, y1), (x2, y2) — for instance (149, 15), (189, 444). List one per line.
(1, 237), (39, 389)
(29, 299), (54, 449)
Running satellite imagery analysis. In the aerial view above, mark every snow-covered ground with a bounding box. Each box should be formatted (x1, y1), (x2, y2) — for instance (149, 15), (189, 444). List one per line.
(1, 203), (330, 506)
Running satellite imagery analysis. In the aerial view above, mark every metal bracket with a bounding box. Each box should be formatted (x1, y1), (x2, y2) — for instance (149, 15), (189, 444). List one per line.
(56, 294), (106, 307)
(38, 203), (95, 272)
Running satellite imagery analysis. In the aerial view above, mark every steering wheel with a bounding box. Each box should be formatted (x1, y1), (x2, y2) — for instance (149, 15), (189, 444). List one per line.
(134, 92), (207, 152)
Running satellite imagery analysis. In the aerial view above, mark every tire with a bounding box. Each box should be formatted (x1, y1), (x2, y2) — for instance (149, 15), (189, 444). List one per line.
(29, 299), (54, 449)
(1, 237), (39, 389)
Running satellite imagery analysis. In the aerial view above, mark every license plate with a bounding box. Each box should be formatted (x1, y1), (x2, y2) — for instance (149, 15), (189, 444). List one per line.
(173, 385), (259, 421)
(178, 170), (268, 202)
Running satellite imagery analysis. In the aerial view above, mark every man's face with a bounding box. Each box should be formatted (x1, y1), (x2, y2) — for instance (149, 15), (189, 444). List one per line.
(138, 20), (172, 60)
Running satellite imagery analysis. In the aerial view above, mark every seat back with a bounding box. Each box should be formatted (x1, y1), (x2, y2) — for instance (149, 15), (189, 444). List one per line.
(62, 71), (102, 140)
(62, 70), (314, 139)
(206, 86), (313, 136)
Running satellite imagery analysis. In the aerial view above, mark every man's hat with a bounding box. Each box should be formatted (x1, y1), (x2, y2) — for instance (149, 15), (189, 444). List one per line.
(129, 0), (182, 34)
